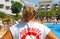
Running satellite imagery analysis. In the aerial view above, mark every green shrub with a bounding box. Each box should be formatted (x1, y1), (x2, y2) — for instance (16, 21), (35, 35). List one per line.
(0, 11), (7, 18)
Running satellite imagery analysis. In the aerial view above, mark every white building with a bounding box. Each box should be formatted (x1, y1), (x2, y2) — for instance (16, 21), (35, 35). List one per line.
(53, 1), (60, 10)
(0, 0), (13, 15)
(0, 0), (56, 15)
(39, 0), (52, 11)
(12, 0), (21, 2)
(0, 0), (26, 15)
(0, 0), (23, 15)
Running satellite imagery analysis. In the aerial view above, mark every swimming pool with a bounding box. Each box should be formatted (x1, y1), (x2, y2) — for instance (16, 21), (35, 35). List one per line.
(44, 23), (60, 39)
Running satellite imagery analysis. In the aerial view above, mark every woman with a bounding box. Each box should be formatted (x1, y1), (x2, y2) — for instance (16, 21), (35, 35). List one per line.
(2, 7), (58, 39)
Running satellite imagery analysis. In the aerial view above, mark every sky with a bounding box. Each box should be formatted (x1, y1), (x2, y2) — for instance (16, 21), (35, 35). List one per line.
(26, 0), (60, 4)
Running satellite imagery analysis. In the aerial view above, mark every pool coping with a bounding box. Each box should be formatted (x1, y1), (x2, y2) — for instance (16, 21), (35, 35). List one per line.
(44, 23), (60, 24)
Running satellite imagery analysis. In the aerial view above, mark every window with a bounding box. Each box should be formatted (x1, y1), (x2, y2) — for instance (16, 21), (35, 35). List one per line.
(11, 1), (14, 4)
(54, 4), (58, 6)
(41, 8), (45, 10)
(46, 4), (50, 6)
(5, 6), (10, 10)
(46, 8), (50, 10)
(41, 5), (44, 7)
(5, 0), (9, 2)
(0, 4), (4, 8)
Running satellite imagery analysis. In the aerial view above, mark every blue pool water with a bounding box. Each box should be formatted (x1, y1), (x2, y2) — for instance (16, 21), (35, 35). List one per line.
(44, 23), (60, 39)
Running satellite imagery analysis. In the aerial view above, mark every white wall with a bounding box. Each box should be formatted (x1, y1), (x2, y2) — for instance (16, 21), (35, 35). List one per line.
(0, 0), (13, 15)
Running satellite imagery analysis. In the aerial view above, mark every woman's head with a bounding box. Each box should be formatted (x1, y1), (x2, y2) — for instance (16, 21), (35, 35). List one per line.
(22, 7), (36, 22)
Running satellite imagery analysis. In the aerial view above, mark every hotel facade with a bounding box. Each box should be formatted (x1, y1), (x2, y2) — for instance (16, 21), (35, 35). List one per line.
(0, 0), (21, 15)
(0, 0), (12, 14)
(0, 0), (60, 14)
(39, 0), (52, 11)
(39, 0), (60, 11)
(53, 2), (60, 11)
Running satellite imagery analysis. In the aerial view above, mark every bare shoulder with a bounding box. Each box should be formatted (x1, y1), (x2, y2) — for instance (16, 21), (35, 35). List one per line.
(46, 31), (58, 39)
(2, 30), (13, 39)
